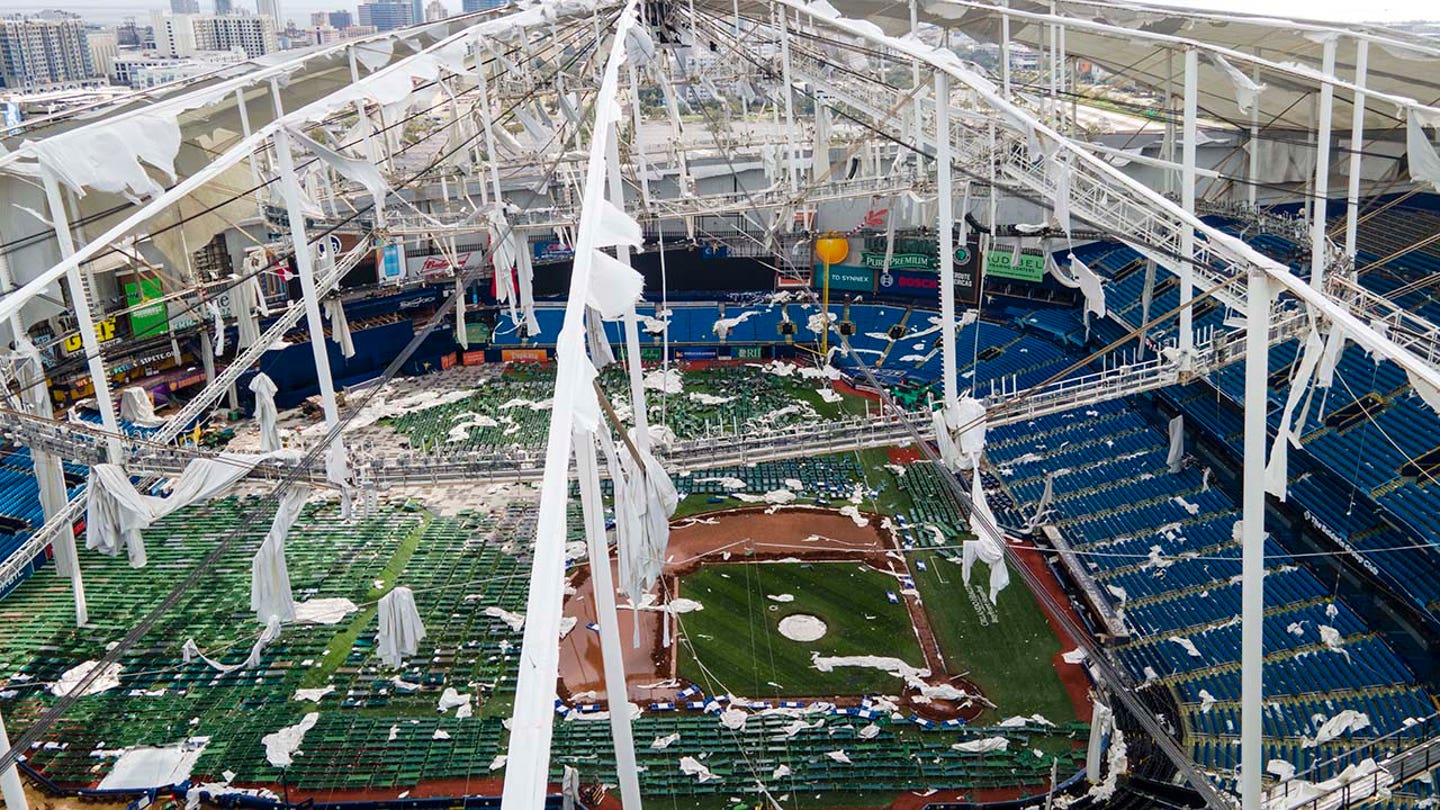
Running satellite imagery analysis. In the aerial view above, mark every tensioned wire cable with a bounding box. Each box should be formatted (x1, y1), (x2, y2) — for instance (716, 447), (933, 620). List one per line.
(0, 8), (627, 773)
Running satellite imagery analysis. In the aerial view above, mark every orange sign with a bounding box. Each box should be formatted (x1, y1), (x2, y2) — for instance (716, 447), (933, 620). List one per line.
(501, 348), (549, 363)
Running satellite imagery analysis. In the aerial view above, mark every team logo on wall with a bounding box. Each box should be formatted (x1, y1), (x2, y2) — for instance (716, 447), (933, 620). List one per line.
(879, 271), (895, 288)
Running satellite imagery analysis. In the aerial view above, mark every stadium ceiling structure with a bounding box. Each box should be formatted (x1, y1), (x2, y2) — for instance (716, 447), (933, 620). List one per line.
(3, 0), (1440, 808)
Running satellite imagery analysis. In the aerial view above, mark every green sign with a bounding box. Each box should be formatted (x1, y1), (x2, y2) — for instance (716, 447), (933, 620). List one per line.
(619, 346), (663, 362)
(732, 346), (764, 359)
(813, 263), (875, 293)
(985, 250), (1045, 283)
(862, 252), (936, 270)
(125, 278), (170, 339)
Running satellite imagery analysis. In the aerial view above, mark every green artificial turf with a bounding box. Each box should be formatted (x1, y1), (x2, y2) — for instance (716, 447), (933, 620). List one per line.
(904, 549), (1078, 725)
(675, 562), (924, 697)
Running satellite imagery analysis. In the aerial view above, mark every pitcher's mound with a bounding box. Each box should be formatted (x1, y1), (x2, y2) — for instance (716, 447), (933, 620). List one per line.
(778, 613), (827, 642)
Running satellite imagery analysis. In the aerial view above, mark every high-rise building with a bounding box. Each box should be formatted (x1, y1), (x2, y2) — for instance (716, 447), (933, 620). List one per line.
(151, 12), (198, 57)
(213, 0), (233, 15)
(328, 10), (352, 28)
(410, 0), (424, 27)
(461, 0), (507, 13)
(150, 12), (277, 60)
(85, 30), (118, 80)
(0, 16), (97, 89)
(356, 1), (413, 32)
(255, 0), (281, 24)
(197, 14), (278, 57)
(170, 0), (201, 13)
(425, 1), (448, 21)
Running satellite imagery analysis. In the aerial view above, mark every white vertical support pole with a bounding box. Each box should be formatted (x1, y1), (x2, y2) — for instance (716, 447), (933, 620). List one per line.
(1311, 36), (1337, 286)
(935, 72), (958, 412)
(0, 250), (85, 626)
(1162, 50), (1175, 197)
(1240, 268), (1269, 810)
(1248, 59), (1260, 207)
(474, 32), (506, 207)
(234, 87), (267, 222)
(273, 128), (343, 439)
(1000, 3), (1011, 100)
(0, 705), (27, 810)
(1344, 39), (1369, 258)
(908, 0), (921, 92)
(1179, 48), (1198, 362)
(42, 172), (121, 463)
(628, 64), (652, 209)
(574, 433), (643, 810)
(778, 7), (798, 193)
(199, 330), (218, 409)
(1054, 3), (1065, 126)
(606, 125), (651, 454)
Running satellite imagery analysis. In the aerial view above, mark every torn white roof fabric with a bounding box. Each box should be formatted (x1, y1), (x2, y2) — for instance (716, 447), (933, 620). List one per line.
(251, 485), (310, 624)
(86, 452), (296, 568)
(377, 585), (427, 669)
(249, 373), (282, 452)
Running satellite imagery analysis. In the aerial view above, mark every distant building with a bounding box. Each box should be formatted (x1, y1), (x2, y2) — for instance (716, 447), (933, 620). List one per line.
(356, 2), (413, 32)
(116, 17), (143, 46)
(111, 47), (244, 87)
(425, 1), (448, 21)
(170, 0), (201, 13)
(0, 16), (97, 89)
(85, 31), (118, 80)
(255, 0), (281, 23)
(150, 12), (277, 60)
(213, 0), (233, 15)
(151, 12), (198, 57)
(461, 0), (507, 12)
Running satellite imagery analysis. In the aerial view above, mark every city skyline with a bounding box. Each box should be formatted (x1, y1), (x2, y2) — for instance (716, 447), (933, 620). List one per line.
(5, 0), (468, 26)
(8, 0), (1440, 25)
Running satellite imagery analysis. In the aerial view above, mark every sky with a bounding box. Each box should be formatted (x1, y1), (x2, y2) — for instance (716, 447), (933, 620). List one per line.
(9, 0), (1438, 27)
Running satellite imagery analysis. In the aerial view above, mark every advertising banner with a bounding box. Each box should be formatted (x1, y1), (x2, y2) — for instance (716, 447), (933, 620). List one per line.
(462, 350), (488, 366)
(125, 278), (170, 339)
(986, 249), (1045, 283)
(676, 347), (719, 360)
(811, 264), (874, 293)
(501, 348), (549, 363)
(406, 250), (487, 280)
(532, 240), (574, 263)
(378, 241), (406, 283)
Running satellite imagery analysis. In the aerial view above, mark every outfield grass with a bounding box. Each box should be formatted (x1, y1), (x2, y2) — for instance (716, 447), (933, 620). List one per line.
(905, 550), (1078, 725)
(675, 562), (925, 697)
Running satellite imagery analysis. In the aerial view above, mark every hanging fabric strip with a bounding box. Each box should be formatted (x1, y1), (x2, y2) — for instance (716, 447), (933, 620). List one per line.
(182, 615), (282, 673)
(966, 471), (1009, 604)
(1166, 415), (1185, 473)
(287, 127), (390, 218)
(1069, 255), (1107, 318)
(249, 372), (282, 452)
(236, 274), (263, 349)
(250, 485), (309, 624)
(585, 306), (616, 368)
(376, 586), (427, 669)
(514, 234), (540, 335)
(87, 453), (294, 567)
(1265, 327), (1325, 500)
(1205, 52), (1266, 115)
(1407, 107), (1440, 191)
(322, 296), (355, 358)
(1048, 152), (1071, 235)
